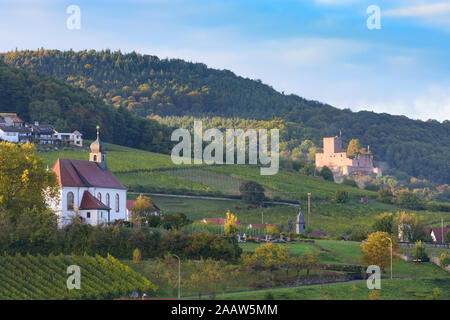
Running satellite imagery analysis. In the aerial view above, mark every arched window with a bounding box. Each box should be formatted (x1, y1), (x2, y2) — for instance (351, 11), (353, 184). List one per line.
(97, 192), (102, 202)
(115, 194), (119, 212)
(93, 155), (97, 161)
(106, 193), (110, 207)
(67, 192), (74, 211)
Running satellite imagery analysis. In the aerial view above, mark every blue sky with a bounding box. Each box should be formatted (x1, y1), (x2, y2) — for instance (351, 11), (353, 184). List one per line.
(1, 0), (450, 121)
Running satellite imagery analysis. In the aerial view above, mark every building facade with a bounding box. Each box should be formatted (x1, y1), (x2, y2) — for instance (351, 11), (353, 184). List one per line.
(315, 136), (382, 177)
(49, 127), (127, 227)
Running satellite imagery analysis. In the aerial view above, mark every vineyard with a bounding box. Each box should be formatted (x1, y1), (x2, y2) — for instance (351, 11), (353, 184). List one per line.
(0, 253), (156, 300)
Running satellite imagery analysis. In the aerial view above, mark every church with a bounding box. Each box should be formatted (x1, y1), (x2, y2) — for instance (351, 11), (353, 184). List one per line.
(49, 126), (127, 227)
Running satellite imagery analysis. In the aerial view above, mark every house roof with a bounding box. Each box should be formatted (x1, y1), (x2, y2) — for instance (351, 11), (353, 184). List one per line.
(79, 191), (110, 210)
(426, 227), (450, 243)
(248, 223), (277, 229)
(72, 130), (82, 136)
(32, 124), (55, 135)
(52, 158), (126, 190)
(0, 113), (23, 123)
(308, 230), (328, 238)
(0, 126), (31, 133)
(126, 200), (137, 211)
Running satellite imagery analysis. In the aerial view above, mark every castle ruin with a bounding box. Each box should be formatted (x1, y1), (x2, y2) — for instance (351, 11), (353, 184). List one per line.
(315, 136), (382, 177)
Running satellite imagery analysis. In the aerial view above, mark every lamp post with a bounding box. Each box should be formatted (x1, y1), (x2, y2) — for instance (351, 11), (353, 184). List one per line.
(172, 254), (181, 299)
(386, 237), (393, 280)
(307, 192), (311, 228)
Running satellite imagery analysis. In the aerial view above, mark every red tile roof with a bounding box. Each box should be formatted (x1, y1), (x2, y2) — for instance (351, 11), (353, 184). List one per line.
(425, 227), (450, 243)
(308, 231), (328, 238)
(126, 200), (136, 211)
(79, 191), (110, 210)
(52, 158), (126, 190)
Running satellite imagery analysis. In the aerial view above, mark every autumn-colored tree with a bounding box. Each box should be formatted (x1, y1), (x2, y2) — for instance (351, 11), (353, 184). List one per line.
(396, 211), (428, 242)
(133, 248), (141, 264)
(361, 231), (397, 271)
(131, 194), (158, 226)
(224, 210), (238, 235)
(0, 142), (58, 217)
(185, 259), (228, 299)
(242, 242), (289, 283)
(265, 224), (279, 235)
(347, 139), (361, 158)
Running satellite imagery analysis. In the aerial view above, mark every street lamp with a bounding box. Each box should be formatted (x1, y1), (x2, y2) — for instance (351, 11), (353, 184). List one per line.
(307, 192), (311, 228)
(385, 237), (393, 280)
(172, 254), (181, 299)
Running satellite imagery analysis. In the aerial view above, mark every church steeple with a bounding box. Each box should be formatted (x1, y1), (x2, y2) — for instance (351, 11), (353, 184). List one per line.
(89, 125), (107, 170)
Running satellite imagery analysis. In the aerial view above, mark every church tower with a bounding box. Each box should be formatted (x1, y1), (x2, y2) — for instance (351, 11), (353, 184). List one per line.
(296, 210), (306, 235)
(89, 125), (107, 170)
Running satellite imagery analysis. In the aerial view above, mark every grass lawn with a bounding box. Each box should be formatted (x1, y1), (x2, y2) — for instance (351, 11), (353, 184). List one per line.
(215, 277), (450, 300)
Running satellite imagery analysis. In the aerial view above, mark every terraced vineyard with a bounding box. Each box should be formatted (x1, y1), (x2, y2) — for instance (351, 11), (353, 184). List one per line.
(0, 254), (156, 300)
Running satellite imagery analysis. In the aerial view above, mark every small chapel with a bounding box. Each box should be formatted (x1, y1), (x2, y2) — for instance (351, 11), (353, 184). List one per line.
(49, 126), (128, 227)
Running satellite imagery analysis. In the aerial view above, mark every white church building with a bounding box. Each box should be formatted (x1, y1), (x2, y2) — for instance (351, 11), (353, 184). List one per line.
(49, 126), (127, 227)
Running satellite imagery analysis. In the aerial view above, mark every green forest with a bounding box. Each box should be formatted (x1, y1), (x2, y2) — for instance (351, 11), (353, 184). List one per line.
(0, 60), (174, 154)
(1, 49), (450, 184)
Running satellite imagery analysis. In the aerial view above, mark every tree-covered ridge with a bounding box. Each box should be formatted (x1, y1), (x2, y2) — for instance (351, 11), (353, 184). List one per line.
(0, 60), (174, 154)
(1, 49), (450, 184)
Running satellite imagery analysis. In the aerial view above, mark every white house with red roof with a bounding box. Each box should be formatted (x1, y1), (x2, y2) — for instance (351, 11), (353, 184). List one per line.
(48, 126), (127, 227)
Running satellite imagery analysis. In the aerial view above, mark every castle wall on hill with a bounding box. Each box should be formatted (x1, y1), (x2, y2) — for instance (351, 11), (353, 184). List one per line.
(315, 136), (382, 177)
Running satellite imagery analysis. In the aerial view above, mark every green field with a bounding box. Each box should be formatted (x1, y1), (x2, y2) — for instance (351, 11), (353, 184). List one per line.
(216, 277), (450, 300)
(39, 142), (450, 237)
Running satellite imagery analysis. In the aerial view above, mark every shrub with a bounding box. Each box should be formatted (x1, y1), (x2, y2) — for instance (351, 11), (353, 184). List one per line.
(412, 241), (428, 262)
(397, 191), (424, 210)
(342, 178), (358, 188)
(133, 248), (141, 264)
(378, 188), (394, 204)
(264, 291), (275, 300)
(320, 166), (334, 182)
(349, 225), (370, 241)
(439, 253), (450, 268)
(239, 180), (265, 205)
(334, 190), (349, 204)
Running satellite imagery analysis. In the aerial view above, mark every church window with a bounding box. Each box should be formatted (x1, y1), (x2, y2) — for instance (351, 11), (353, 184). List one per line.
(67, 192), (74, 211)
(97, 192), (102, 202)
(93, 155), (97, 161)
(115, 194), (119, 212)
(87, 212), (91, 218)
(106, 193), (110, 207)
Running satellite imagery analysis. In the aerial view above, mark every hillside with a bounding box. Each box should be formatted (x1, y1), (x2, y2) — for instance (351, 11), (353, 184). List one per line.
(2, 49), (449, 184)
(39, 143), (450, 237)
(0, 60), (173, 154)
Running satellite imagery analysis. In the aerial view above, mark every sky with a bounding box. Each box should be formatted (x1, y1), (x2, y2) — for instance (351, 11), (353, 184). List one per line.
(1, 0), (450, 121)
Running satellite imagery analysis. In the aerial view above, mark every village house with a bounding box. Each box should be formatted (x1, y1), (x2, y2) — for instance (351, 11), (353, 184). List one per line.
(0, 112), (83, 146)
(126, 199), (161, 222)
(315, 136), (382, 177)
(54, 130), (83, 147)
(48, 126), (127, 227)
(425, 226), (450, 244)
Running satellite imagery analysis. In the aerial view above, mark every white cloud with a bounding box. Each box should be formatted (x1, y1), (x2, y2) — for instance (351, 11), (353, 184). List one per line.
(384, 2), (450, 17)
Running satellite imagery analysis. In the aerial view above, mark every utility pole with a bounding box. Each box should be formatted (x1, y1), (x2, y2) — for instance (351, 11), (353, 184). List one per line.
(172, 254), (181, 299)
(386, 237), (393, 280)
(261, 209), (264, 224)
(442, 217), (445, 244)
(307, 192), (311, 228)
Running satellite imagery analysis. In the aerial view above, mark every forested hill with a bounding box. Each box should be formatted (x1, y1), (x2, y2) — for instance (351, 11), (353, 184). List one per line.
(1, 49), (450, 184)
(0, 60), (174, 154)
